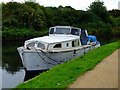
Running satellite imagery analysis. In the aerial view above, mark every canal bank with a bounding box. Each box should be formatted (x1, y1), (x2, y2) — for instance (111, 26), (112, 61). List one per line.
(15, 41), (119, 88)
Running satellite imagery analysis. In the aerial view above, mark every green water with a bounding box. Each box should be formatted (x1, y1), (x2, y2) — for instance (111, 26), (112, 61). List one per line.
(2, 41), (23, 74)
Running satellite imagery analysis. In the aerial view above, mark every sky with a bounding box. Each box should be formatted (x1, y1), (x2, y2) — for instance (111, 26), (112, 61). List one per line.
(1, 0), (120, 10)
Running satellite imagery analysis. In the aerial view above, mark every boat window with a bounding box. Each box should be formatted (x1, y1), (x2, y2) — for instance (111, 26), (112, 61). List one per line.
(75, 40), (79, 46)
(72, 40), (79, 47)
(26, 42), (35, 47)
(50, 28), (54, 34)
(37, 43), (45, 49)
(54, 43), (62, 48)
(72, 41), (75, 47)
(56, 28), (70, 34)
(71, 28), (79, 36)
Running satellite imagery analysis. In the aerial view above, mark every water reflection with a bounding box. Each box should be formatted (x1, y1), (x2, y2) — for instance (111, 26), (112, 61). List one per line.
(2, 41), (25, 88)
(2, 41), (24, 74)
(2, 68), (25, 88)
(24, 70), (47, 81)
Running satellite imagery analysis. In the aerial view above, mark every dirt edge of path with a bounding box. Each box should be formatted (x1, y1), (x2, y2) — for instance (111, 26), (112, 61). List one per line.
(68, 49), (119, 88)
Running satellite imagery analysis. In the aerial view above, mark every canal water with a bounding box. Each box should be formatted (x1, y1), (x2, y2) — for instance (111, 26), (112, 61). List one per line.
(1, 36), (120, 89)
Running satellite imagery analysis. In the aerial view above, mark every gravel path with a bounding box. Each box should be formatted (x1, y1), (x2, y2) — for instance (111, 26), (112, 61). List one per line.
(69, 49), (119, 88)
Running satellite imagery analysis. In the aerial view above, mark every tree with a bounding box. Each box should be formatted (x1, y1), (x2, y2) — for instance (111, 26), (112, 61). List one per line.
(24, 2), (40, 10)
(109, 9), (120, 18)
(2, 2), (46, 30)
(88, 1), (111, 23)
(44, 7), (55, 27)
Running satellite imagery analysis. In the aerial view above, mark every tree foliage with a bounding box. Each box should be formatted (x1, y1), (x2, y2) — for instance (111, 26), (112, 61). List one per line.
(1, 1), (119, 37)
(2, 2), (46, 30)
(88, 1), (111, 24)
(109, 9), (120, 18)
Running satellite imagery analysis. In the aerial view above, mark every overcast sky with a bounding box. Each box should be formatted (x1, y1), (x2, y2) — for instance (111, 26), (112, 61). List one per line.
(1, 0), (120, 10)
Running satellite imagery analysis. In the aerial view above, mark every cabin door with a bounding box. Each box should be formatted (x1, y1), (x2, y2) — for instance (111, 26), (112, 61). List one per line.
(80, 30), (87, 45)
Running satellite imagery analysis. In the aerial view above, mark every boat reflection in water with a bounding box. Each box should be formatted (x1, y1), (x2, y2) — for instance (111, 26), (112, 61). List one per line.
(24, 70), (47, 81)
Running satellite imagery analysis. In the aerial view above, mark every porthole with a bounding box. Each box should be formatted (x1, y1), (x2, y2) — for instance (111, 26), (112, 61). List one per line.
(66, 43), (69, 47)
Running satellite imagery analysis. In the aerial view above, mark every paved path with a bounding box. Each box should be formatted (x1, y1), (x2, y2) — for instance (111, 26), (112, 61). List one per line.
(69, 49), (119, 88)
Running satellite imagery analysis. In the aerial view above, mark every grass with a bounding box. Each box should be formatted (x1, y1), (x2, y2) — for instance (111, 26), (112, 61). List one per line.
(15, 41), (119, 88)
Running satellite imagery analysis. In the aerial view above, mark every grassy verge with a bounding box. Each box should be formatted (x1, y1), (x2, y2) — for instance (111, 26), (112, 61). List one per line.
(2, 27), (49, 41)
(15, 41), (119, 88)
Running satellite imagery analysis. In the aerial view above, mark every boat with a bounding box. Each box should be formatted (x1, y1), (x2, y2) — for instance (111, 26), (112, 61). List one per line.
(17, 26), (100, 71)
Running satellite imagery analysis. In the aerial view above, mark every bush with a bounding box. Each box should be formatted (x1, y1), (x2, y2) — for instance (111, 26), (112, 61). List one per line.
(3, 18), (18, 27)
(2, 27), (49, 41)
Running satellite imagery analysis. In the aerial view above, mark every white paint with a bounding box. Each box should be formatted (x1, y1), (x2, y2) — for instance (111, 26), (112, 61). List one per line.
(17, 43), (100, 71)
(26, 35), (79, 44)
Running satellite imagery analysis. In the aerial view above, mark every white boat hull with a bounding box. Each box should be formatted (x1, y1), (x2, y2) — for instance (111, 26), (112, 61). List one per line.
(17, 44), (100, 71)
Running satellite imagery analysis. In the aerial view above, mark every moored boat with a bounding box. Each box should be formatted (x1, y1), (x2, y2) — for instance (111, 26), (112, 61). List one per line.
(17, 26), (100, 71)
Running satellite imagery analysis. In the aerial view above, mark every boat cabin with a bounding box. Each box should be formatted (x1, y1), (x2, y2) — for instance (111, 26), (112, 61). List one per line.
(49, 26), (80, 36)
(24, 26), (88, 51)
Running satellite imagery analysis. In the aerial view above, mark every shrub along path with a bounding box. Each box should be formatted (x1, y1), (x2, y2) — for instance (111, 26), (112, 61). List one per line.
(69, 49), (119, 88)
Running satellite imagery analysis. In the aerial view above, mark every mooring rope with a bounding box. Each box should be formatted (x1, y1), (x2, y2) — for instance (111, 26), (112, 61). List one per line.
(34, 48), (56, 65)
(40, 50), (65, 64)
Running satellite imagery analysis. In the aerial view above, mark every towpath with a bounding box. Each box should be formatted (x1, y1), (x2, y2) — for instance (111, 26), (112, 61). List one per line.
(68, 49), (119, 88)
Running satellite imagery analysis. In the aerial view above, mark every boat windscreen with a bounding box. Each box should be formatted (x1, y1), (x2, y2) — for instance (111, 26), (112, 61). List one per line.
(71, 28), (79, 36)
(50, 28), (54, 34)
(37, 43), (45, 49)
(26, 42), (35, 47)
(56, 28), (70, 34)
